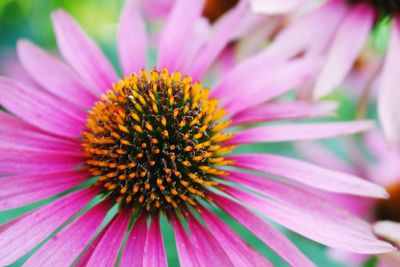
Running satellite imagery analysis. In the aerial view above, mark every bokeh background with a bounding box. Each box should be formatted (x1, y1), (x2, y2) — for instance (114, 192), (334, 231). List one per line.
(0, 1), (390, 266)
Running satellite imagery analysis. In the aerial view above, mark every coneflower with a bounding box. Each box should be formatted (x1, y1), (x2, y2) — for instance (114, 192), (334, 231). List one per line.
(0, 0), (394, 266)
(252, 0), (400, 147)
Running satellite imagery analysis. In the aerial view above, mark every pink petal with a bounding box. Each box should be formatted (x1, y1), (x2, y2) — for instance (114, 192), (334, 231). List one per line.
(0, 77), (85, 138)
(187, 0), (249, 80)
(212, 193), (315, 267)
(25, 201), (111, 267)
(314, 3), (375, 99)
(295, 141), (354, 174)
(141, 0), (174, 18)
(378, 18), (400, 147)
(51, 9), (118, 94)
(75, 223), (110, 267)
(86, 210), (131, 267)
(0, 148), (84, 175)
(171, 217), (201, 267)
(230, 12), (277, 41)
(118, 0), (147, 76)
(178, 18), (211, 73)
(251, 0), (308, 14)
(0, 51), (40, 87)
(364, 130), (396, 159)
(210, 48), (286, 100)
(225, 187), (395, 254)
(199, 206), (273, 267)
(186, 213), (234, 266)
(0, 170), (89, 211)
(225, 171), (371, 232)
(227, 153), (388, 198)
(17, 39), (98, 108)
(374, 221), (400, 245)
(222, 57), (321, 116)
(157, 0), (205, 71)
(143, 215), (167, 267)
(227, 120), (374, 145)
(264, 0), (346, 63)
(119, 214), (148, 267)
(377, 252), (400, 267)
(0, 188), (97, 266)
(232, 101), (338, 126)
(0, 111), (80, 152)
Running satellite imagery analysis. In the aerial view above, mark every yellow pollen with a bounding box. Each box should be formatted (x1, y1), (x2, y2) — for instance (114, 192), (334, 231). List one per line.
(82, 68), (235, 213)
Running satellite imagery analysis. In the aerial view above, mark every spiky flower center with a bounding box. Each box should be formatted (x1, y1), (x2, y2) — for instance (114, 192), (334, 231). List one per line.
(82, 68), (234, 213)
(347, 0), (400, 17)
(375, 182), (400, 222)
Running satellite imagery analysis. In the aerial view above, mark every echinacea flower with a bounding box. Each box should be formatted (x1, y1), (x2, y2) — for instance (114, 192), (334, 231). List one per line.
(0, 0), (395, 266)
(251, 0), (400, 147)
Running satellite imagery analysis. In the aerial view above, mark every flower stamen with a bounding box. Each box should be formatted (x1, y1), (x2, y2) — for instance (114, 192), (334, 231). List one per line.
(82, 68), (234, 213)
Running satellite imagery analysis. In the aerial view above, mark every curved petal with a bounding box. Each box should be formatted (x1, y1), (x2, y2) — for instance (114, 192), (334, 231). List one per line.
(378, 18), (400, 147)
(199, 206), (273, 267)
(295, 141), (354, 173)
(24, 201), (111, 267)
(314, 3), (374, 99)
(157, 0), (205, 71)
(17, 40), (98, 108)
(227, 153), (388, 198)
(0, 111), (80, 152)
(225, 186), (395, 254)
(212, 193), (315, 267)
(118, 0), (147, 75)
(251, 0), (309, 14)
(143, 215), (167, 267)
(119, 214), (147, 267)
(232, 101), (338, 126)
(253, 0), (345, 66)
(0, 170), (89, 211)
(171, 217), (201, 267)
(187, 0), (249, 80)
(179, 18), (211, 72)
(210, 50), (285, 100)
(225, 171), (371, 232)
(141, 0), (174, 18)
(374, 221), (400, 245)
(51, 9), (118, 94)
(86, 210), (131, 267)
(221, 57), (321, 116)
(75, 223), (110, 267)
(186, 213), (234, 266)
(1, 52), (40, 87)
(0, 77), (85, 138)
(227, 120), (374, 145)
(0, 147), (84, 175)
(0, 188), (97, 266)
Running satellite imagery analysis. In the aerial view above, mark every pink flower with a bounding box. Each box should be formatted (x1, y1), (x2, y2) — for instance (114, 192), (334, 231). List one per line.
(0, 0), (395, 266)
(252, 0), (400, 147)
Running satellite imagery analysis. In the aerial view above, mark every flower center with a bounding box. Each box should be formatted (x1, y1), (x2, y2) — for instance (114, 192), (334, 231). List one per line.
(375, 182), (400, 222)
(82, 68), (234, 213)
(347, 0), (400, 17)
(203, 0), (239, 23)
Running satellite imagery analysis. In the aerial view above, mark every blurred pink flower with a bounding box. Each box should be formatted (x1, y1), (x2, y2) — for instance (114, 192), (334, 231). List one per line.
(252, 0), (400, 147)
(297, 131), (400, 265)
(0, 0), (395, 266)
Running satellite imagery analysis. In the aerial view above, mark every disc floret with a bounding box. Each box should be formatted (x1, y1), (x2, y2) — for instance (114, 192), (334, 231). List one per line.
(82, 68), (234, 213)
